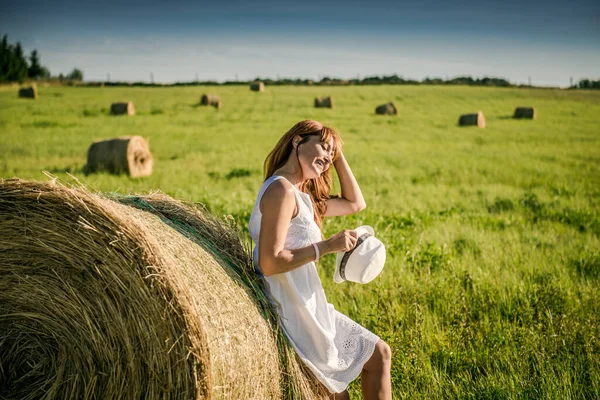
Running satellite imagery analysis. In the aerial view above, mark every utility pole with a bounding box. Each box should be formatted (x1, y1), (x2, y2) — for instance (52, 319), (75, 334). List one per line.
(528, 76), (532, 86)
(150, 72), (154, 84)
(570, 76), (573, 87)
(107, 73), (110, 82)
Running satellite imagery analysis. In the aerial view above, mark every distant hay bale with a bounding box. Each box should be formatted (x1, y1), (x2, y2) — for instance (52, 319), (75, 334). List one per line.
(85, 136), (153, 177)
(200, 94), (222, 109)
(513, 107), (536, 119)
(375, 102), (397, 115)
(314, 96), (333, 108)
(0, 178), (330, 400)
(458, 111), (486, 128)
(250, 81), (265, 92)
(18, 85), (37, 99)
(110, 101), (135, 116)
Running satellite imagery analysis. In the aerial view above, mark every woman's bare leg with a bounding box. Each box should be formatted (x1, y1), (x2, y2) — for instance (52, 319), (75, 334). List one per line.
(361, 340), (392, 400)
(329, 390), (350, 400)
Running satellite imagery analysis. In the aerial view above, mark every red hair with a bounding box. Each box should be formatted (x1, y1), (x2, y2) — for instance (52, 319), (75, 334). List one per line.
(263, 120), (343, 228)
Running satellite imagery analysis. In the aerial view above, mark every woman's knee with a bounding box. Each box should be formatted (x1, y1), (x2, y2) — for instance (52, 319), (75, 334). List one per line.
(365, 340), (392, 372)
(378, 340), (392, 366)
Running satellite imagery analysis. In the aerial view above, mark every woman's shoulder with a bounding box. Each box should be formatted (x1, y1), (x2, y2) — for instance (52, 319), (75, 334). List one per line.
(259, 177), (296, 213)
(262, 177), (295, 201)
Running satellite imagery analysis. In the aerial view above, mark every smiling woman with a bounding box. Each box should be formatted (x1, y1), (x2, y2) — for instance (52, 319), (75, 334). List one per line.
(248, 120), (392, 400)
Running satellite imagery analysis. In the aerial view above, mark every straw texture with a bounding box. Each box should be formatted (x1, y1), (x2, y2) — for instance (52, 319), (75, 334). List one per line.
(458, 111), (486, 127)
(314, 97), (333, 108)
(18, 85), (38, 99)
(85, 136), (153, 177)
(0, 178), (329, 400)
(110, 102), (135, 116)
(513, 107), (536, 119)
(200, 94), (222, 109)
(375, 102), (397, 115)
(250, 82), (265, 92)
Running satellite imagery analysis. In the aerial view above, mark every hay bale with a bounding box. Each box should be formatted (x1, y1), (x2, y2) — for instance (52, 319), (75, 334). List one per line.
(85, 136), (153, 177)
(513, 107), (536, 119)
(314, 96), (333, 108)
(375, 102), (397, 115)
(200, 94), (222, 109)
(250, 81), (265, 92)
(0, 178), (330, 400)
(458, 111), (486, 128)
(18, 85), (37, 99)
(110, 101), (135, 116)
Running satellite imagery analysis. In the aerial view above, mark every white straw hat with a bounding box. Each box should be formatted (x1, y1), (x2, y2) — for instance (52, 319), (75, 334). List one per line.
(334, 225), (386, 284)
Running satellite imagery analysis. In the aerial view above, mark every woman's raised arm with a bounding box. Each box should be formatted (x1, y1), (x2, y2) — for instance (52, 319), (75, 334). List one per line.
(324, 152), (367, 217)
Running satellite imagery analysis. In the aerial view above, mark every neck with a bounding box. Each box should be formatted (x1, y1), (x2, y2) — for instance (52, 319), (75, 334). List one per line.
(273, 157), (304, 188)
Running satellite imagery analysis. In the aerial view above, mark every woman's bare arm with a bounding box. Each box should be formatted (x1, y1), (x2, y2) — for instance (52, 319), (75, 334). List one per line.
(324, 152), (367, 217)
(258, 179), (329, 276)
(258, 179), (360, 277)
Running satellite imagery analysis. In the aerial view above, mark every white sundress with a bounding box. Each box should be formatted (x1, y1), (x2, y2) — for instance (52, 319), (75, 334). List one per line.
(248, 175), (379, 393)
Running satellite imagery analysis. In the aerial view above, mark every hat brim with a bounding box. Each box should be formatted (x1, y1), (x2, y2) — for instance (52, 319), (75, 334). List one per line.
(358, 245), (386, 284)
(334, 251), (345, 283)
(333, 225), (376, 284)
(355, 225), (375, 236)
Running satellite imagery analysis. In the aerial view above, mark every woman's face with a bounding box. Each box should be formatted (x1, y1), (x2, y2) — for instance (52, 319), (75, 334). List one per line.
(295, 134), (335, 180)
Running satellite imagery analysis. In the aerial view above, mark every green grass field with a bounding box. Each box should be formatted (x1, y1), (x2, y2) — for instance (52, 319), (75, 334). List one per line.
(1, 84), (599, 399)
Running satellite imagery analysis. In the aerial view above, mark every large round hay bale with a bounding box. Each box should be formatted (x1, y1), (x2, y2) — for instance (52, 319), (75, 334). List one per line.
(85, 136), (153, 177)
(375, 102), (397, 115)
(250, 81), (265, 92)
(18, 85), (38, 99)
(110, 101), (135, 116)
(200, 94), (222, 109)
(458, 111), (486, 127)
(314, 96), (333, 108)
(513, 107), (535, 119)
(0, 178), (329, 400)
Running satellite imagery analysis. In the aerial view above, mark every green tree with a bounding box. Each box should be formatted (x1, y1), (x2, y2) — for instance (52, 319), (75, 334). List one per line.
(0, 35), (9, 80)
(28, 49), (43, 79)
(0, 35), (31, 82)
(39, 66), (51, 79)
(67, 68), (83, 81)
(11, 42), (29, 82)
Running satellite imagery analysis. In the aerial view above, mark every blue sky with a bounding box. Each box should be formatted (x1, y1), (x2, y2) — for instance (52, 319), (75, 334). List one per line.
(1, 0), (598, 86)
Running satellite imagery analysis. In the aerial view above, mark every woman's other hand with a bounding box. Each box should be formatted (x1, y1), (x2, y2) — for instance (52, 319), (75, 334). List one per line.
(325, 230), (359, 253)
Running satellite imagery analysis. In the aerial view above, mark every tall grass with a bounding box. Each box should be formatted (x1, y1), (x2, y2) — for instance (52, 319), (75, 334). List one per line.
(1, 84), (599, 398)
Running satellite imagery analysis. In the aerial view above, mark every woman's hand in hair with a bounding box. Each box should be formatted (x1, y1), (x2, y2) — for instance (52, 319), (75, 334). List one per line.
(324, 230), (359, 253)
(325, 152), (367, 217)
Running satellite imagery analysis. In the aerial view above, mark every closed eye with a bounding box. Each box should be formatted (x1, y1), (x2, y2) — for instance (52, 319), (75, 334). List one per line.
(321, 143), (334, 158)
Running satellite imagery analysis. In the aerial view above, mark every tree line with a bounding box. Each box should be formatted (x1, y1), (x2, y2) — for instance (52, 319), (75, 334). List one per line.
(108, 75), (516, 87)
(575, 79), (600, 89)
(113, 75), (599, 89)
(2, 33), (597, 89)
(0, 34), (83, 83)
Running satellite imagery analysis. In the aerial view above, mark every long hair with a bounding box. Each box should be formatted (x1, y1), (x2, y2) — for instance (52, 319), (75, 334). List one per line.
(263, 120), (343, 228)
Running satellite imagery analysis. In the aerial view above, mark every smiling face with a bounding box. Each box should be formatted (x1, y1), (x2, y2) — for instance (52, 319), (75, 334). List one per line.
(294, 134), (336, 180)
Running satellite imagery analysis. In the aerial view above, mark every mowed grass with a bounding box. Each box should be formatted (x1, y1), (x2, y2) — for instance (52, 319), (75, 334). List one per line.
(1, 84), (600, 399)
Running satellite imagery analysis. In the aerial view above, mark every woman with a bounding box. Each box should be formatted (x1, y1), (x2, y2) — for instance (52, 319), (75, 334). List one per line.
(248, 120), (392, 399)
